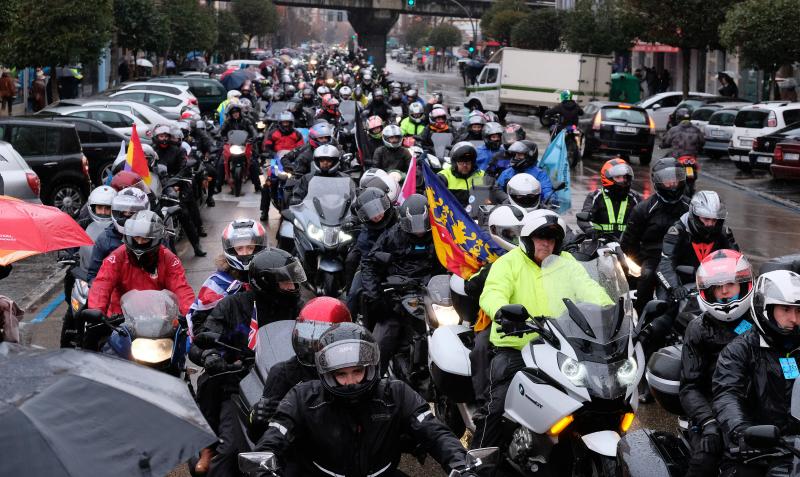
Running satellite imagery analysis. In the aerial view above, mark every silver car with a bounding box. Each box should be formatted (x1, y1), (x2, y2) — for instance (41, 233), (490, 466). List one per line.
(0, 141), (41, 203)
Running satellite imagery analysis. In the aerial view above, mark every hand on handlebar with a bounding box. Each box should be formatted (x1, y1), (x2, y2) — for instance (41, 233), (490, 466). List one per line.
(670, 286), (690, 302)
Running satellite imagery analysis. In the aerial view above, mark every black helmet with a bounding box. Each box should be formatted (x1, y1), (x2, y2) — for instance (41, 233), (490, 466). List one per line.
(687, 190), (727, 242)
(315, 322), (380, 401)
(450, 141), (478, 179)
(248, 248), (307, 299)
(509, 141), (538, 170)
(122, 210), (164, 272)
(651, 157), (687, 204)
(355, 187), (395, 231)
(398, 194), (431, 235)
(674, 107), (691, 122)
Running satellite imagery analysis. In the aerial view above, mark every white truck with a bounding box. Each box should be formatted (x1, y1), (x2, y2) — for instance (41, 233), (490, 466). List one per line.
(465, 48), (613, 126)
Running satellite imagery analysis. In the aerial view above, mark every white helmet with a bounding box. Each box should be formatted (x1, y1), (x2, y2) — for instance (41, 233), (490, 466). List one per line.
(227, 90), (242, 100)
(519, 209), (567, 261)
(696, 249), (754, 322)
(507, 173), (542, 211)
(339, 86), (352, 100)
(359, 168), (399, 204)
(488, 204), (526, 251)
(751, 269), (800, 349)
(87, 186), (117, 224)
(382, 124), (402, 149)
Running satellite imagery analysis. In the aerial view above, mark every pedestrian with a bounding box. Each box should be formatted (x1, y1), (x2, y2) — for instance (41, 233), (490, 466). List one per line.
(659, 69), (672, 93)
(0, 71), (17, 116)
(717, 72), (738, 99)
(118, 60), (130, 83)
(31, 71), (47, 112)
(645, 67), (658, 97)
(166, 58), (176, 75)
(634, 68), (645, 97)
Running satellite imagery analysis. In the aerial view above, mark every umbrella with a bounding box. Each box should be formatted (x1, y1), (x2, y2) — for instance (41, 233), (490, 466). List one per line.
(136, 58), (154, 68)
(221, 69), (251, 91)
(186, 50), (204, 60)
(0, 196), (93, 266)
(0, 343), (216, 477)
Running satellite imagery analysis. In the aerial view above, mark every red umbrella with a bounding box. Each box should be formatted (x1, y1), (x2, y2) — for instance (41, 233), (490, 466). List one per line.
(0, 196), (93, 266)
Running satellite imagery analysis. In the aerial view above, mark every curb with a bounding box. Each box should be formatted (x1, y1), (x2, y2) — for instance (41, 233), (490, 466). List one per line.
(701, 170), (800, 213)
(19, 265), (66, 313)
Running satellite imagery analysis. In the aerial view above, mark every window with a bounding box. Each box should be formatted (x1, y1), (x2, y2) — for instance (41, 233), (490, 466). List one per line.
(659, 95), (682, 108)
(709, 112), (736, 126)
(147, 94), (180, 107)
(91, 111), (132, 129)
(10, 126), (46, 155)
(582, 104), (598, 117)
(734, 110), (768, 128)
(68, 111), (91, 119)
(60, 128), (81, 153)
(147, 85), (181, 95)
(130, 109), (151, 124)
(73, 121), (95, 144)
(782, 109), (800, 127)
(114, 92), (146, 101)
(602, 107), (648, 124)
(485, 68), (498, 84)
(692, 108), (717, 122)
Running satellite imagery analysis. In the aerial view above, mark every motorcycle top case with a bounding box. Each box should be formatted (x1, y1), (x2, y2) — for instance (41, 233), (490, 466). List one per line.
(429, 324), (474, 403)
(645, 344), (684, 416)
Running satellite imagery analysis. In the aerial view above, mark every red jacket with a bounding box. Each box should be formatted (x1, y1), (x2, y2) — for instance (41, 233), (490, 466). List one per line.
(264, 129), (304, 153)
(88, 245), (196, 317)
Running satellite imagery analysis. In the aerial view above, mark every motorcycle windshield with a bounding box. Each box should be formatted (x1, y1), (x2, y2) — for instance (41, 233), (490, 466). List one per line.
(227, 130), (248, 146)
(296, 176), (353, 226)
(120, 290), (179, 339)
(266, 101), (290, 121)
(340, 101), (356, 124)
(431, 133), (453, 158)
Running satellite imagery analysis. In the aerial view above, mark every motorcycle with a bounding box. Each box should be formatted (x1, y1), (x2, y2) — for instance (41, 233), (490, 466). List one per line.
(548, 114), (582, 169)
(224, 130), (252, 197)
(431, 132), (454, 159)
(282, 176), (355, 296)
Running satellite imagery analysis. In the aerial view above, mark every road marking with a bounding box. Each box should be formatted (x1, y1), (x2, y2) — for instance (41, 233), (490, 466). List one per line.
(32, 292), (65, 323)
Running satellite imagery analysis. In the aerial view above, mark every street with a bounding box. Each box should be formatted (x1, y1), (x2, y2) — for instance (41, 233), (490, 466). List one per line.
(7, 59), (800, 477)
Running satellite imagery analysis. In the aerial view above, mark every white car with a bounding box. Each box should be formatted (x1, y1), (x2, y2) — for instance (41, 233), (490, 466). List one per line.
(703, 108), (743, 159)
(729, 101), (800, 170)
(109, 90), (195, 114)
(119, 82), (195, 101)
(637, 91), (716, 131)
(0, 141), (41, 203)
(225, 59), (263, 69)
(43, 106), (149, 138)
(83, 100), (177, 129)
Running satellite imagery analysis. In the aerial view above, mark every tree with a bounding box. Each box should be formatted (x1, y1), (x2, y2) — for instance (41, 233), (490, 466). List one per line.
(160, 0), (217, 60)
(232, 0), (279, 48)
(0, 0), (113, 101)
(480, 0), (529, 42)
(403, 20), (431, 49)
(720, 0), (800, 100)
(427, 23), (462, 51)
(622, 0), (738, 97)
(114, 0), (169, 68)
(563, 0), (638, 55)
(511, 9), (563, 51)
(216, 10), (244, 60)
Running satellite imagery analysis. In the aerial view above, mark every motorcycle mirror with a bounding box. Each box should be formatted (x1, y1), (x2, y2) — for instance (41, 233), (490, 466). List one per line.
(466, 447), (500, 467)
(193, 332), (221, 348)
(743, 425), (780, 449)
(81, 309), (105, 324)
(499, 304), (529, 323)
(676, 265), (696, 275)
(238, 452), (278, 475)
(575, 211), (591, 222)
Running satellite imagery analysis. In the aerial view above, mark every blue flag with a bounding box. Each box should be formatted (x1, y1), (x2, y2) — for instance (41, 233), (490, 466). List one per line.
(539, 130), (571, 214)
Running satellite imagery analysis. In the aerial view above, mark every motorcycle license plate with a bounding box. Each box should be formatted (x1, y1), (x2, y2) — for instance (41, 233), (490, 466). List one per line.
(785, 153), (800, 161)
(685, 166), (695, 178)
(615, 126), (637, 134)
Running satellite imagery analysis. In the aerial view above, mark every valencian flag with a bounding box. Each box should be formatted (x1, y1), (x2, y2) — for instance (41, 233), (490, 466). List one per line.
(125, 124), (152, 185)
(422, 159), (506, 279)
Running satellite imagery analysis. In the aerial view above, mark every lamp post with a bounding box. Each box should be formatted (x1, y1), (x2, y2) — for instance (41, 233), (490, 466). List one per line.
(446, 0), (478, 49)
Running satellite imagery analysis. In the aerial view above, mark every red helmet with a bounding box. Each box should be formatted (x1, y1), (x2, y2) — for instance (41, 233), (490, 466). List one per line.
(111, 171), (148, 193)
(600, 157), (633, 188)
(696, 249), (754, 322)
(323, 97), (340, 115)
(292, 297), (352, 366)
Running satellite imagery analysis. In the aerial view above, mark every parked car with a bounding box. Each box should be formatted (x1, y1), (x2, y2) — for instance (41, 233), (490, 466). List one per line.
(109, 90), (194, 114)
(147, 76), (227, 116)
(637, 91), (716, 131)
(578, 101), (656, 165)
(748, 122), (800, 171)
(728, 102), (800, 171)
(0, 118), (90, 215)
(39, 106), (149, 139)
(771, 139), (800, 179)
(703, 108), (742, 159)
(44, 99), (178, 127)
(119, 82), (194, 99)
(0, 141), (41, 203)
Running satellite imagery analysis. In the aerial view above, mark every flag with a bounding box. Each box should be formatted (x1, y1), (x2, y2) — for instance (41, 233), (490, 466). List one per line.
(422, 159), (506, 278)
(247, 307), (259, 350)
(125, 124), (151, 185)
(109, 141), (126, 185)
(539, 129), (571, 213)
(353, 104), (369, 167)
(397, 154), (417, 205)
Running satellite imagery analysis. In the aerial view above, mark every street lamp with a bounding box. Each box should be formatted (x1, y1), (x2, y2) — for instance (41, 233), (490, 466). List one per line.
(446, 0), (478, 50)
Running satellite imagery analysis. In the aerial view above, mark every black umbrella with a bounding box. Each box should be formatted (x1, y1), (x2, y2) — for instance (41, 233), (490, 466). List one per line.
(0, 343), (216, 477)
(221, 69), (251, 91)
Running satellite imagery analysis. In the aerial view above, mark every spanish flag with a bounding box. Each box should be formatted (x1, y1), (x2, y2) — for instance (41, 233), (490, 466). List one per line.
(421, 159), (506, 279)
(125, 124), (151, 185)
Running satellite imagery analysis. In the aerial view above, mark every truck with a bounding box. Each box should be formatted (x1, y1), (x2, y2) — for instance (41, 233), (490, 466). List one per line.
(465, 48), (613, 126)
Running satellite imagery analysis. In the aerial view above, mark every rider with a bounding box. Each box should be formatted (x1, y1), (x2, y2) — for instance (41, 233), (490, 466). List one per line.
(300, 87), (317, 109)
(221, 103), (261, 194)
(405, 88), (424, 108)
(474, 209), (612, 449)
(87, 210), (195, 317)
(316, 96), (341, 126)
(361, 194), (445, 373)
(262, 111), (305, 221)
(457, 112), (486, 143)
(661, 107), (705, 159)
(363, 88), (392, 123)
(364, 115), (386, 165)
(153, 124), (186, 176)
(400, 102), (427, 138)
(657, 190), (738, 302)
(484, 124), (524, 179)
(544, 89), (584, 132)
(437, 141), (486, 207)
(476, 122), (504, 171)
(505, 174), (542, 212)
(253, 322), (470, 477)
(680, 250), (755, 477)
(713, 269), (800, 477)
(579, 157), (640, 240)
(373, 124), (412, 173)
(216, 90), (241, 126)
(620, 157), (690, 315)
(419, 108), (452, 155)
(290, 144), (352, 206)
(281, 122), (333, 176)
(496, 140), (555, 203)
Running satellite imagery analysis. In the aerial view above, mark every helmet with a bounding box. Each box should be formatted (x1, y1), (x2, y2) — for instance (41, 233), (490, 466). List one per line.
(688, 190), (726, 241)
(354, 85), (364, 98)
(222, 219), (268, 271)
(177, 120), (191, 137)
(110, 171), (149, 193)
(313, 144), (341, 174)
(322, 97), (340, 115)
(169, 125), (184, 142)
(752, 269), (800, 350)
(315, 322), (380, 400)
(277, 111), (294, 134)
(339, 85), (352, 100)
(519, 209), (567, 261)
(111, 187), (150, 234)
(651, 157), (686, 203)
(502, 124), (526, 148)
(122, 210), (164, 270)
(284, 85), (296, 97)
(389, 91), (402, 104)
(696, 249), (754, 323)
(389, 81), (402, 92)
(366, 116), (384, 138)
(302, 87), (314, 102)
(227, 90), (242, 101)
(408, 102), (425, 123)
(316, 86), (330, 98)
(600, 157), (634, 198)
(308, 122), (333, 148)
(507, 173), (542, 211)
(674, 107), (691, 122)
(372, 88), (384, 100)
(355, 187), (395, 230)
(248, 248), (307, 299)
(466, 113), (486, 131)
(450, 142), (478, 179)
(488, 204), (526, 251)
(429, 108), (447, 124)
(359, 168), (400, 203)
(406, 89), (418, 100)
(381, 124), (402, 149)
(509, 141), (539, 170)
(261, 89), (274, 102)
(560, 89), (573, 102)
(363, 73), (373, 84)
(292, 297), (352, 367)
(482, 122), (504, 149)
(141, 144), (158, 167)
(87, 186), (117, 224)
(153, 124), (172, 146)
(227, 103), (242, 116)
(398, 194), (431, 234)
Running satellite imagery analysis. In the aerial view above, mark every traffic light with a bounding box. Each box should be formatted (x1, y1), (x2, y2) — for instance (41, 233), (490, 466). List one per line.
(468, 41), (475, 53)
(407, 0), (415, 7)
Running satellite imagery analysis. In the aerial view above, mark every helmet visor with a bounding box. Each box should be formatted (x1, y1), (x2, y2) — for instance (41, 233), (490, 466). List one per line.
(124, 216), (164, 240)
(697, 255), (753, 290)
(315, 339), (380, 374)
(293, 319), (335, 366)
(400, 209), (431, 234)
(494, 224), (522, 246)
(267, 260), (308, 284)
(606, 163), (634, 181)
(223, 222), (267, 250)
(652, 166), (686, 189)
(510, 192), (541, 209)
(356, 196), (390, 222)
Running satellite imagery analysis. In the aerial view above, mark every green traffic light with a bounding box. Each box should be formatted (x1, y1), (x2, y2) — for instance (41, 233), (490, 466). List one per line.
(407, 0), (415, 6)
(468, 47), (475, 52)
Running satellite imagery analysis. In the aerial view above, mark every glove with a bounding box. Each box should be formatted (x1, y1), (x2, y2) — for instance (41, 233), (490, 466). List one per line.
(699, 420), (722, 454)
(202, 350), (226, 375)
(251, 398), (270, 428)
(671, 286), (690, 301)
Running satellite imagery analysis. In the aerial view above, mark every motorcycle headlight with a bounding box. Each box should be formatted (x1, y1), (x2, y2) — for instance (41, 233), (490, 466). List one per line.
(625, 255), (641, 278)
(257, 121), (266, 130)
(338, 230), (353, 243)
(230, 145), (245, 155)
(432, 303), (460, 327)
(616, 357), (638, 386)
(559, 356), (587, 387)
(306, 223), (324, 242)
(131, 338), (174, 364)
